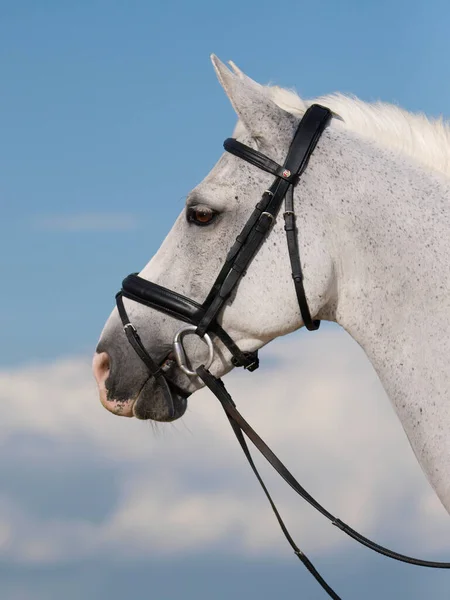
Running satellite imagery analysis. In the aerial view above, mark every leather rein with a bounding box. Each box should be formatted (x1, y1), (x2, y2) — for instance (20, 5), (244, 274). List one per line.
(115, 105), (450, 598)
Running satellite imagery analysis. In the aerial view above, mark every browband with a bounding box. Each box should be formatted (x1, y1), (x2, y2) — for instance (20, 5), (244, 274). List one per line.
(224, 103), (331, 184)
(224, 138), (298, 183)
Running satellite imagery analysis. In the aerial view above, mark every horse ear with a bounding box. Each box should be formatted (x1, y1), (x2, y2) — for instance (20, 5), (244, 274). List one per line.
(210, 54), (293, 139)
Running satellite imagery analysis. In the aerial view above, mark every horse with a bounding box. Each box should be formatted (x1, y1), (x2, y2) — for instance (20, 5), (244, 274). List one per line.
(93, 55), (450, 524)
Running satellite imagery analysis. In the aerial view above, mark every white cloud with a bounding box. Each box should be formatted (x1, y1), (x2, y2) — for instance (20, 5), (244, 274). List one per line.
(32, 213), (139, 232)
(1, 325), (450, 565)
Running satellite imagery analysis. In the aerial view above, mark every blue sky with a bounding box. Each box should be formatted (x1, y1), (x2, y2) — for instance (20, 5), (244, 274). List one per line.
(2, 1), (450, 599)
(3, 0), (450, 365)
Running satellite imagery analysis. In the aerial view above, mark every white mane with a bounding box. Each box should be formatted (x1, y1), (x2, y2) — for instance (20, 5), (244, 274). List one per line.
(268, 86), (450, 178)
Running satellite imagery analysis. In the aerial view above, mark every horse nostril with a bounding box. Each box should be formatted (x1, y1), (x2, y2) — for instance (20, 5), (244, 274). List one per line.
(92, 352), (111, 385)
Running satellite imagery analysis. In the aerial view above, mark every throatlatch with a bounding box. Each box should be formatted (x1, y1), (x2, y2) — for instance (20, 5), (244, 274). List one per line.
(115, 105), (450, 599)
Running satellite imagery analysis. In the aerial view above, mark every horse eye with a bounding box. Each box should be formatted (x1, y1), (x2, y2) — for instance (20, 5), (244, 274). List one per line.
(187, 205), (217, 226)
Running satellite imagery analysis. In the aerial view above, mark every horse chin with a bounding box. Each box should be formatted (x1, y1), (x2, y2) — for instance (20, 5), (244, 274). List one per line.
(133, 377), (189, 422)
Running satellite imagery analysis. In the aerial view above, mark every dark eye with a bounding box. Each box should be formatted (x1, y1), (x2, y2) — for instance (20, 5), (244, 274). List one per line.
(186, 205), (217, 226)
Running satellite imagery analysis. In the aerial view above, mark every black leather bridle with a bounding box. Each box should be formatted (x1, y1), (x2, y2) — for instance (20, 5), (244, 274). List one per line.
(115, 105), (450, 598)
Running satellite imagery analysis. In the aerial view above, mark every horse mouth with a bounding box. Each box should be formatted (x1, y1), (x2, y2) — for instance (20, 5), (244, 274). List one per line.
(133, 383), (189, 421)
(132, 353), (191, 422)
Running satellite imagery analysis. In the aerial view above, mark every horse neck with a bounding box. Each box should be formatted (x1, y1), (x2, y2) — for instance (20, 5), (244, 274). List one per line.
(306, 127), (450, 511)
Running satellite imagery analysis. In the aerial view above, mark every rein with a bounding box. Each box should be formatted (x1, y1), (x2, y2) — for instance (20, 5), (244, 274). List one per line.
(197, 366), (450, 600)
(115, 105), (450, 598)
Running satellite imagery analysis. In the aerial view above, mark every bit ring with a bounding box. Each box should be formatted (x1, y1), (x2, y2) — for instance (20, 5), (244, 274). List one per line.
(173, 325), (214, 377)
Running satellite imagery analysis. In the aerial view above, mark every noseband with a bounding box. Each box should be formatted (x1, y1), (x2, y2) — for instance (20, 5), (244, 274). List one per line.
(115, 105), (450, 598)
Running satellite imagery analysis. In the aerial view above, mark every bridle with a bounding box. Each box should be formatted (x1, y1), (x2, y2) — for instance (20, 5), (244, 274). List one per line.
(115, 105), (450, 598)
